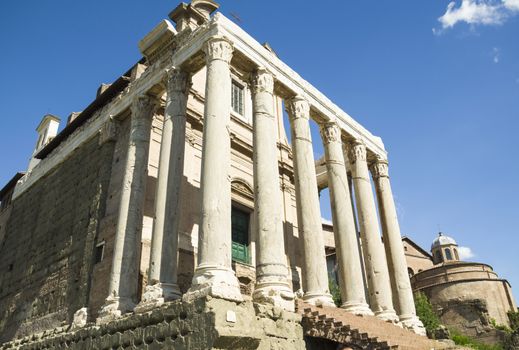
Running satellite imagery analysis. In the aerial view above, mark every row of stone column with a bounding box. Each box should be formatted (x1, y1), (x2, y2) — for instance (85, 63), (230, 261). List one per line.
(97, 34), (424, 334)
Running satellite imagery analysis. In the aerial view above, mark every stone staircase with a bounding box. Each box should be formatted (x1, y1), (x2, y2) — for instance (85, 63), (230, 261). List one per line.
(296, 300), (456, 349)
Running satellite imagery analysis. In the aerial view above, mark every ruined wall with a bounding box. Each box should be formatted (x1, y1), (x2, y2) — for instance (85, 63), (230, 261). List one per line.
(0, 134), (115, 342)
(0, 298), (306, 350)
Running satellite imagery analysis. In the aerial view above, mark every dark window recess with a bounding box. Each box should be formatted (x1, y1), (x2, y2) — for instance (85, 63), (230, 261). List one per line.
(231, 82), (244, 116)
(231, 206), (250, 264)
(8, 263), (13, 272)
(445, 248), (453, 261)
(94, 243), (105, 264)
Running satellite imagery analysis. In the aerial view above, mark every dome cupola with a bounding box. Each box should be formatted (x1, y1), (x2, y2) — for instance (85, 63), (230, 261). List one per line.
(431, 232), (460, 265)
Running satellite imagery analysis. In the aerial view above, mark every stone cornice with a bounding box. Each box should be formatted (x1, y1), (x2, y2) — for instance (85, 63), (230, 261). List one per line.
(212, 13), (387, 158)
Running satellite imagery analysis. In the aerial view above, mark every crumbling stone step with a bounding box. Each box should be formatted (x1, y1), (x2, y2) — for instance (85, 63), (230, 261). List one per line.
(297, 300), (452, 350)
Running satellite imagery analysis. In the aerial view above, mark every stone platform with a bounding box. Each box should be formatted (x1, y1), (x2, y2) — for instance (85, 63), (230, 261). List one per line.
(0, 298), (305, 350)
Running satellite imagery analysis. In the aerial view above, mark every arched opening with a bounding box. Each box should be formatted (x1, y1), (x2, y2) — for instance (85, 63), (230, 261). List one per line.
(434, 250), (443, 264)
(445, 248), (453, 261)
(453, 248), (459, 260)
(408, 267), (414, 278)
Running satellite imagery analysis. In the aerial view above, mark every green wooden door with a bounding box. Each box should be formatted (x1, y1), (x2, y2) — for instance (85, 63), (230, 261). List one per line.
(231, 207), (250, 264)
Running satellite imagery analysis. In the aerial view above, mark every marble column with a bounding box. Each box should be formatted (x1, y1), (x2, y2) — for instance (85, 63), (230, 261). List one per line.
(251, 68), (294, 311)
(286, 96), (334, 306)
(371, 157), (426, 334)
(98, 94), (157, 322)
(135, 69), (191, 313)
(320, 122), (372, 315)
(185, 36), (242, 302)
(347, 140), (398, 322)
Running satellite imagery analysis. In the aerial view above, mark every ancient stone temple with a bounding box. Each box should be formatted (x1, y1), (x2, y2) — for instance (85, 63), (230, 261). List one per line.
(0, 1), (460, 349)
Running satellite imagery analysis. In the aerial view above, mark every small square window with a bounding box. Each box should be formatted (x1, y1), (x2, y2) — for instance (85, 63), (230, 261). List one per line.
(95, 242), (105, 264)
(231, 82), (244, 116)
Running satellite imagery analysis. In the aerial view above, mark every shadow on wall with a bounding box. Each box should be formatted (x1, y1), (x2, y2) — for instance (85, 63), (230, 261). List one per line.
(0, 136), (114, 343)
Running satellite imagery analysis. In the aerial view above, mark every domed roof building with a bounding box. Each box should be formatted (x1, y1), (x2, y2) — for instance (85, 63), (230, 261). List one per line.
(403, 233), (517, 345)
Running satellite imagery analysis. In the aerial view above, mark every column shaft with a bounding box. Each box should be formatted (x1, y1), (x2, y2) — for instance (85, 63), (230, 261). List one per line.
(99, 95), (156, 321)
(251, 68), (294, 311)
(286, 96), (333, 306)
(186, 37), (242, 302)
(320, 123), (372, 315)
(347, 141), (398, 322)
(371, 159), (426, 334)
(136, 69), (190, 312)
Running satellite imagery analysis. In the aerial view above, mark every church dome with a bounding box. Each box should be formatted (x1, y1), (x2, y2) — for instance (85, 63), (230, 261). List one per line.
(431, 232), (457, 250)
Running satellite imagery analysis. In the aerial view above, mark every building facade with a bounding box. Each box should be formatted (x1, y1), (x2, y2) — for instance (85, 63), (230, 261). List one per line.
(0, 0), (432, 347)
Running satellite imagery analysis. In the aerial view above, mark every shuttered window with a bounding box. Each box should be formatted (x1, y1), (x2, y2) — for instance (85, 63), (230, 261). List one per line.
(231, 82), (244, 116)
(231, 206), (250, 264)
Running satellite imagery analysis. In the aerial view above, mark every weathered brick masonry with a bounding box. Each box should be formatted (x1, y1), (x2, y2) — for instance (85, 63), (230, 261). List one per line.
(0, 134), (115, 342)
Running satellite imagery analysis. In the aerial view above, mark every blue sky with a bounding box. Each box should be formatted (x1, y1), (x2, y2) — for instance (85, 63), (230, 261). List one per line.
(0, 1), (518, 299)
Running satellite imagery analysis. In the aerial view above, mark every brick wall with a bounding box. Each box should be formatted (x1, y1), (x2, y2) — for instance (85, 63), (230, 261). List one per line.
(0, 134), (115, 342)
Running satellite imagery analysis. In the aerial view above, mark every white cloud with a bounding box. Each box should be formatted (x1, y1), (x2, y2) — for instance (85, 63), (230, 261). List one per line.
(436, 0), (519, 31)
(457, 246), (475, 260)
(504, 0), (519, 11)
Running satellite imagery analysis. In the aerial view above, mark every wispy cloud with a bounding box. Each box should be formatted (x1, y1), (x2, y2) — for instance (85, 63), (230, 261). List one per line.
(492, 47), (500, 63)
(434, 0), (519, 33)
(458, 246), (475, 260)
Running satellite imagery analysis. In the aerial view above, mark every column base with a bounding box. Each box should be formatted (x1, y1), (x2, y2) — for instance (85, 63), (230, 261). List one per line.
(340, 301), (374, 316)
(400, 315), (427, 336)
(97, 296), (135, 324)
(253, 280), (295, 311)
(134, 282), (182, 313)
(183, 264), (243, 303)
(374, 309), (399, 323)
(303, 291), (336, 307)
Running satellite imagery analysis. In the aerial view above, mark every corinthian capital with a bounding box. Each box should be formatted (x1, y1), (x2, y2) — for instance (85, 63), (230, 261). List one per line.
(164, 68), (191, 95)
(347, 140), (367, 164)
(320, 122), (341, 145)
(370, 157), (389, 179)
(132, 94), (159, 120)
(252, 68), (274, 94)
(204, 37), (233, 64)
(285, 96), (310, 121)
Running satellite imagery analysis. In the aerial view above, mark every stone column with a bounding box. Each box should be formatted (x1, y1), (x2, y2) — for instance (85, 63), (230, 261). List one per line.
(251, 68), (294, 311)
(347, 140), (398, 322)
(136, 69), (191, 313)
(320, 122), (372, 315)
(98, 94), (157, 322)
(286, 96), (334, 306)
(371, 158), (426, 334)
(185, 37), (242, 302)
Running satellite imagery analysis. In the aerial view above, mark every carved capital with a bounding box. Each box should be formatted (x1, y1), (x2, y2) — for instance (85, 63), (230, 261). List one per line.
(204, 37), (233, 64)
(320, 122), (341, 145)
(285, 96), (310, 121)
(132, 94), (159, 120)
(164, 68), (191, 95)
(370, 157), (389, 179)
(252, 68), (274, 94)
(347, 140), (367, 164)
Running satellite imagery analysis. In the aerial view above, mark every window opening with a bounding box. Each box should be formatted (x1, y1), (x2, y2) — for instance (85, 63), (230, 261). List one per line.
(231, 82), (244, 116)
(445, 248), (453, 261)
(231, 206), (250, 264)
